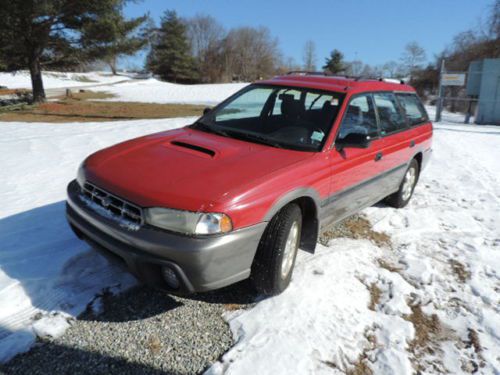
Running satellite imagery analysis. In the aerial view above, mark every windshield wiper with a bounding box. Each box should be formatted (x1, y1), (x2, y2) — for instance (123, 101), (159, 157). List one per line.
(229, 132), (284, 149)
(192, 121), (230, 138)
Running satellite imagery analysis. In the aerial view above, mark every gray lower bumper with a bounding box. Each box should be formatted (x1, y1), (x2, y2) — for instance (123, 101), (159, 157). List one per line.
(66, 180), (267, 293)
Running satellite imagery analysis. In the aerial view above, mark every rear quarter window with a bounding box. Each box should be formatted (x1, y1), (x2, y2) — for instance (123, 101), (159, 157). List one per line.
(373, 92), (407, 135)
(396, 93), (429, 126)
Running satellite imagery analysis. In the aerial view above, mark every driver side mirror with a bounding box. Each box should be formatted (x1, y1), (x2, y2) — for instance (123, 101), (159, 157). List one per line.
(335, 133), (371, 151)
(203, 107), (212, 115)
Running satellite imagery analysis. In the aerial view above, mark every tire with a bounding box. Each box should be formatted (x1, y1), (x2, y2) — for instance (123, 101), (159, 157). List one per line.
(385, 158), (420, 208)
(251, 203), (302, 296)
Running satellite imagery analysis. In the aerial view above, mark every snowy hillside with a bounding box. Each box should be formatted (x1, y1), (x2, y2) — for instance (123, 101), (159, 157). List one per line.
(91, 78), (248, 105)
(0, 71), (130, 90)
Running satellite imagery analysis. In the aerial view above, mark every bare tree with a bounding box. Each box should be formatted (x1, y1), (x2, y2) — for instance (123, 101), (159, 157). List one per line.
(222, 27), (281, 81)
(344, 60), (363, 76)
(186, 14), (225, 60)
(400, 41), (426, 76)
(302, 40), (317, 71)
(382, 60), (402, 77)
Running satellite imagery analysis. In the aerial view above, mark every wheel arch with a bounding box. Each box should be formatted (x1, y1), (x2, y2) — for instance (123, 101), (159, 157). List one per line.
(263, 188), (321, 254)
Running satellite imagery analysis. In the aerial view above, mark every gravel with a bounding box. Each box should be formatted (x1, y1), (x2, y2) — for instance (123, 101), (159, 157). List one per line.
(1, 282), (256, 375)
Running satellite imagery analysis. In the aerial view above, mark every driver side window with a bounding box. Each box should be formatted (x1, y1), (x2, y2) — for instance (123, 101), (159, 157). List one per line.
(337, 94), (378, 140)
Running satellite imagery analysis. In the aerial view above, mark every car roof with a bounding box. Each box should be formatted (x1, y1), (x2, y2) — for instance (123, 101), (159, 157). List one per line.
(258, 73), (416, 95)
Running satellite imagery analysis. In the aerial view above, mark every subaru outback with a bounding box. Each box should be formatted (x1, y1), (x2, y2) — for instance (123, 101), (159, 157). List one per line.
(66, 73), (432, 295)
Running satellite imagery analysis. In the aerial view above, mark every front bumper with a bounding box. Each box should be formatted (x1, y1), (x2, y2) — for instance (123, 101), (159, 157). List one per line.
(66, 180), (266, 293)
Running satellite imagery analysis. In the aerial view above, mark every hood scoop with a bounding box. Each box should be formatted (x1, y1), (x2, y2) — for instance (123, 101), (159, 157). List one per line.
(170, 140), (216, 158)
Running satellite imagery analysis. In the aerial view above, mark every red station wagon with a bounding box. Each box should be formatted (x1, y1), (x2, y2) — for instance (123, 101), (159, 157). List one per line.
(66, 73), (433, 295)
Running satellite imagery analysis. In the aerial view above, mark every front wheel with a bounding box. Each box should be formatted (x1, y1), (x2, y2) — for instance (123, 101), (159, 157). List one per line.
(251, 203), (302, 296)
(385, 159), (419, 208)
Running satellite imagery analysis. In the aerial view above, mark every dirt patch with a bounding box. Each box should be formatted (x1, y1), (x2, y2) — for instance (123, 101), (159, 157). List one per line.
(449, 259), (470, 283)
(319, 215), (391, 247)
(0, 100), (205, 122)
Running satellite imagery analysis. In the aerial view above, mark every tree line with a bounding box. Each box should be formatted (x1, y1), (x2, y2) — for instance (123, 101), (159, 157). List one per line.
(1, 1), (498, 103)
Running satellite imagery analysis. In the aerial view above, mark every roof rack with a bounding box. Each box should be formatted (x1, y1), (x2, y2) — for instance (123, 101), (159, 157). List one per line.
(286, 71), (331, 76)
(285, 71), (406, 85)
(286, 71), (367, 81)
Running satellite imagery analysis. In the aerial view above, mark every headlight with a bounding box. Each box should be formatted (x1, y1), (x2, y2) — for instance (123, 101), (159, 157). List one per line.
(144, 207), (233, 235)
(76, 161), (86, 187)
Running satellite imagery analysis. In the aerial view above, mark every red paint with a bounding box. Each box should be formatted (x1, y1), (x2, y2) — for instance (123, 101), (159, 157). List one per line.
(82, 76), (432, 230)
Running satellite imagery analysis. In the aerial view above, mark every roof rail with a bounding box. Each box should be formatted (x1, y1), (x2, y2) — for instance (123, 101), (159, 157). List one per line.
(285, 71), (407, 85)
(286, 71), (331, 76)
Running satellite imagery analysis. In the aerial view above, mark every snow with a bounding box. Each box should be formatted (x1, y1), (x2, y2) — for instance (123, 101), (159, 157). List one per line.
(0, 75), (499, 372)
(91, 78), (248, 105)
(0, 71), (130, 90)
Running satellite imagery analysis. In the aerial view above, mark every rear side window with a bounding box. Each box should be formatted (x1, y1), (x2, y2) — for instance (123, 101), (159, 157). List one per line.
(337, 94), (378, 139)
(396, 93), (428, 126)
(373, 92), (407, 135)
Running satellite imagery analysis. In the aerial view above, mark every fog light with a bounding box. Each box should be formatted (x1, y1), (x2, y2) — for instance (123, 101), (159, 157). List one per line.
(162, 266), (180, 289)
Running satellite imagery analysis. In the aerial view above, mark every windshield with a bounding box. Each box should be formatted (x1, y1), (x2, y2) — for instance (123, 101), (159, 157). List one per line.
(192, 85), (345, 151)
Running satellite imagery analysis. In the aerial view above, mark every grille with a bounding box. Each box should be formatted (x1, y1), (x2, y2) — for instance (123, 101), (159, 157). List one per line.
(82, 182), (143, 225)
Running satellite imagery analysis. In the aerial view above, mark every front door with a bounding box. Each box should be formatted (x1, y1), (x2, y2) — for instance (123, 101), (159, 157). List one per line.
(321, 93), (385, 226)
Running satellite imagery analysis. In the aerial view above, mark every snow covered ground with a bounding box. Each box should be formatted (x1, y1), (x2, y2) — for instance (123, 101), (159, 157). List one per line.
(0, 71), (130, 90)
(91, 78), (248, 105)
(0, 76), (498, 373)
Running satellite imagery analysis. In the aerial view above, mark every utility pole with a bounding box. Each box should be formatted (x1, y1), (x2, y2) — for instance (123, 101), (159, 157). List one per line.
(435, 59), (445, 122)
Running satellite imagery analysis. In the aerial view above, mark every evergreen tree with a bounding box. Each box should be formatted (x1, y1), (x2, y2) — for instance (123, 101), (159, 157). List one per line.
(323, 49), (345, 74)
(147, 11), (198, 83)
(83, 13), (150, 75)
(0, 0), (143, 102)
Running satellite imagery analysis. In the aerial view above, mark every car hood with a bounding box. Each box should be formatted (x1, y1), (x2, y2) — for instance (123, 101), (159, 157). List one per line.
(84, 127), (313, 212)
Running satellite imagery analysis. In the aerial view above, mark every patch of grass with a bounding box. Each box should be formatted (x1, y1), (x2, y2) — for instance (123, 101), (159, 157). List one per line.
(449, 260), (470, 283)
(319, 216), (391, 247)
(0, 100), (205, 122)
(404, 305), (441, 354)
(323, 330), (377, 375)
(368, 283), (382, 311)
(0, 88), (30, 96)
(57, 90), (116, 101)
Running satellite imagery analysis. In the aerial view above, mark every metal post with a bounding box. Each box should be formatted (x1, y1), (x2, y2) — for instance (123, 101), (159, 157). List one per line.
(435, 59), (445, 122)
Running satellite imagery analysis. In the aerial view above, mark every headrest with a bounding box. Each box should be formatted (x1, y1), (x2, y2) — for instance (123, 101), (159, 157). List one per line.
(280, 94), (304, 118)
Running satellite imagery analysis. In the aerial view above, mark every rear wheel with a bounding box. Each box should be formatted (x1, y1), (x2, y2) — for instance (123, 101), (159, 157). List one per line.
(385, 158), (419, 208)
(251, 203), (302, 296)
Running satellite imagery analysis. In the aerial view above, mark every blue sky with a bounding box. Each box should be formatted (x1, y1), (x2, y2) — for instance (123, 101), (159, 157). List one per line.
(124, 0), (492, 69)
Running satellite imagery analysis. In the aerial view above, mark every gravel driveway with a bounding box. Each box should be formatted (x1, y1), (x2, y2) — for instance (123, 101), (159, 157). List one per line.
(1, 282), (256, 375)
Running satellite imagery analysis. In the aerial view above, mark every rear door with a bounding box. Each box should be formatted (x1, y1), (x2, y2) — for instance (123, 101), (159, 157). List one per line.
(371, 92), (411, 193)
(322, 93), (385, 225)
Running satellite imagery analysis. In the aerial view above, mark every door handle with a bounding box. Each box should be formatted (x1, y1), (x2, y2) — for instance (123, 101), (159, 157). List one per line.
(375, 152), (383, 161)
(409, 140), (416, 148)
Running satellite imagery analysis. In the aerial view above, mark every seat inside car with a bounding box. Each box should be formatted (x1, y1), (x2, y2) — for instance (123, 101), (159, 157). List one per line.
(280, 94), (305, 123)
